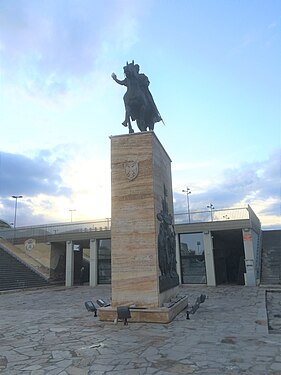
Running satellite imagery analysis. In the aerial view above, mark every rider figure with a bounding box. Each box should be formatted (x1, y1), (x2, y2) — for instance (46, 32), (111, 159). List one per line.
(112, 62), (162, 130)
(133, 64), (162, 125)
(111, 68), (130, 127)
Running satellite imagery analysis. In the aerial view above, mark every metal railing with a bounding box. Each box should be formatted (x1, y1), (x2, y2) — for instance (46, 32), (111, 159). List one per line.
(0, 218), (111, 242)
(174, 207), (250, 224)
(0, 206), (260, 242)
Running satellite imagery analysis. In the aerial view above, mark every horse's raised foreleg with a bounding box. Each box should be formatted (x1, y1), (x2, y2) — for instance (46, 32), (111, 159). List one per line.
(121, 105), (134, 133)
(122, 110), (128, 127)
(124, 111), (134, 133)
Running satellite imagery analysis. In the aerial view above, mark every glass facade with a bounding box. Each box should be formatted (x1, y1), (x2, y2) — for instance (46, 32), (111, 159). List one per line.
(98, 239), (111, 284)
(179, 233), (206, 284)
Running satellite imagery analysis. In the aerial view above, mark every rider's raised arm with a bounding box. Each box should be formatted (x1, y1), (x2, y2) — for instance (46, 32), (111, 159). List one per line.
(111, 73), (127, 86)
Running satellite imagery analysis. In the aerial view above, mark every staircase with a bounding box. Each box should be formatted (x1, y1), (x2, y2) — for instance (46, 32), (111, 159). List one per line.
(261, 230), (281, 285)
(0, 247), (49, 291)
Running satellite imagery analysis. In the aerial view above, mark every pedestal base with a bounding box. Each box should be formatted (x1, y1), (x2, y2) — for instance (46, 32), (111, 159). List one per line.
(98, 296), (188, 324)
(110, 132), (178, 308)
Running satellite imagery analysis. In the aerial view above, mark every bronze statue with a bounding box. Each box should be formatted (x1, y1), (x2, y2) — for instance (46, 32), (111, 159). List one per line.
(157, 185), (179, 292)
(112, 61), (163, 133)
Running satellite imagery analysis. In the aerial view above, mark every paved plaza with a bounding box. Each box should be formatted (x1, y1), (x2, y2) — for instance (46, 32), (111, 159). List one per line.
(0, 284), (281, 375)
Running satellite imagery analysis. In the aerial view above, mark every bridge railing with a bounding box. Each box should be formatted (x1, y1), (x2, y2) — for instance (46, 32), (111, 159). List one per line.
(0, 218), (111, 242)
(174, 207), (250, 224)
(0, 207), (256, 242)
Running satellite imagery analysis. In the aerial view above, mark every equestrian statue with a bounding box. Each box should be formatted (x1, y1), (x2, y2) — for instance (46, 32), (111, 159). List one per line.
(112, 61), (163, 133)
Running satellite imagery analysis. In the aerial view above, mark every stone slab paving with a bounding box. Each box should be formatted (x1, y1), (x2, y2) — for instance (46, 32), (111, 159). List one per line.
(267, 290), (281, 334)
(0, 285), (281, 375)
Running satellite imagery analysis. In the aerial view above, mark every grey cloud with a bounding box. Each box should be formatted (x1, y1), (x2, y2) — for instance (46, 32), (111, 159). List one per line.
(0, 150), (72, 225)
(256, 150), (281, 199)
(0, 194), (65, 227)
(0, 150), (71, 197)
(174, 149), (281, 218)
(0, 197), (46, 227)
(260, 201), (281, 218)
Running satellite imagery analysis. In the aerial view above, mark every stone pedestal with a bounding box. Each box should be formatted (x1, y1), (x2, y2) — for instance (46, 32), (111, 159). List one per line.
(99, 131), (187, 323)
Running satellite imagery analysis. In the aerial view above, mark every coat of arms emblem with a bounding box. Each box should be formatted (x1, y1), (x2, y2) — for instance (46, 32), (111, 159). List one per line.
(124, 161), (139, 181)
(24, 238), (36, 251)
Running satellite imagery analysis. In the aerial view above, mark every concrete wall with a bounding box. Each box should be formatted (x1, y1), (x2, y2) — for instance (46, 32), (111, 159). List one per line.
(17, 242), (51, 270)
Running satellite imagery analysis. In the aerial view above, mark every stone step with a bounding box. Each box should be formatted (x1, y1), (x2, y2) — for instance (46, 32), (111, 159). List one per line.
(0, 248), (49, 291)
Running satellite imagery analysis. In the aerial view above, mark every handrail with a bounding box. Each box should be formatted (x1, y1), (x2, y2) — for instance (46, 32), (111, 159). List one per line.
(0, 207), (255, 241)
(0, 218), (111, 242)
(174, 207), (250, 224)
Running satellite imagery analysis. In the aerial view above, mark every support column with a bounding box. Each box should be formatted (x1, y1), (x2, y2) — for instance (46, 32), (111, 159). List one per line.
(203, 231), (216, 286)
(89, 239), (98, 287)
(65, 240), (74, 287)
(175, 234), (182, 284)
(242, 229), (256, 286)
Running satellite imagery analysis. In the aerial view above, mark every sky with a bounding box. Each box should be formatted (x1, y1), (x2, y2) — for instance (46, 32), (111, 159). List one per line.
(0, 0), (280, 229)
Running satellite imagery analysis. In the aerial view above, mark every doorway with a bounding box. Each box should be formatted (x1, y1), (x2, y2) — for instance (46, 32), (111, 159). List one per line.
(212, 229), (245, 285)
(179, 233), (206, 284)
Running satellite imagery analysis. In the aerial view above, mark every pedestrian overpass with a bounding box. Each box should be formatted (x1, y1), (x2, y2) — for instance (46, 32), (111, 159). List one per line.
(0, 206), (262, 288)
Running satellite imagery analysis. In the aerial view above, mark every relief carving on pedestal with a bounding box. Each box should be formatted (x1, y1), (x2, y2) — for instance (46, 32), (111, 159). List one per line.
(157, 185), (179, 293)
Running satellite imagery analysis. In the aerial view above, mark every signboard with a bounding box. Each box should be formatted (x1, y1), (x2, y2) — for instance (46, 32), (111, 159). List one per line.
(243, 233), (252, 241)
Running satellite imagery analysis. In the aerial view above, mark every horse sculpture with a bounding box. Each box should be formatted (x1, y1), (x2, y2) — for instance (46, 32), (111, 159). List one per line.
(112, 61), (162, 133)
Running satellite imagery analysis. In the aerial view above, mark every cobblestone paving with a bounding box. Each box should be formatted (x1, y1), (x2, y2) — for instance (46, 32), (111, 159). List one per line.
(0, 285), (281, 375)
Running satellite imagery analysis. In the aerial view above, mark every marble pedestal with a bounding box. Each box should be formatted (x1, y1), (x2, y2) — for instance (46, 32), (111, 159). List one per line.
(99, 132), (187, 323)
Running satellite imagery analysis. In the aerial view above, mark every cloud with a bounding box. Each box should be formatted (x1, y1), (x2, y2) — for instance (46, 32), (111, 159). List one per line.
(0, 0), (145, 98)
(0, 147), (112, 226)
(0, 147), (279, 228)
(60, 153), (111, 220)
(0, 0), (100, 96)
(0, 1), (99, 71)
(0, 150), (71, 197)
(257, 149), (281, 199)
(0, 148), (73, 225)
(173, 149), (281, 227)
(0, 195), (63, 227)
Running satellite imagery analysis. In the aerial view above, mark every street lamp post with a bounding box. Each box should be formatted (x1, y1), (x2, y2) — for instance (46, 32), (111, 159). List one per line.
(69, 209), (76, 222)
(12, 195), (23, 229)
(182, 187), (191, 223)
(207, 203), (215, 221)
(12, 195), (23, 243)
